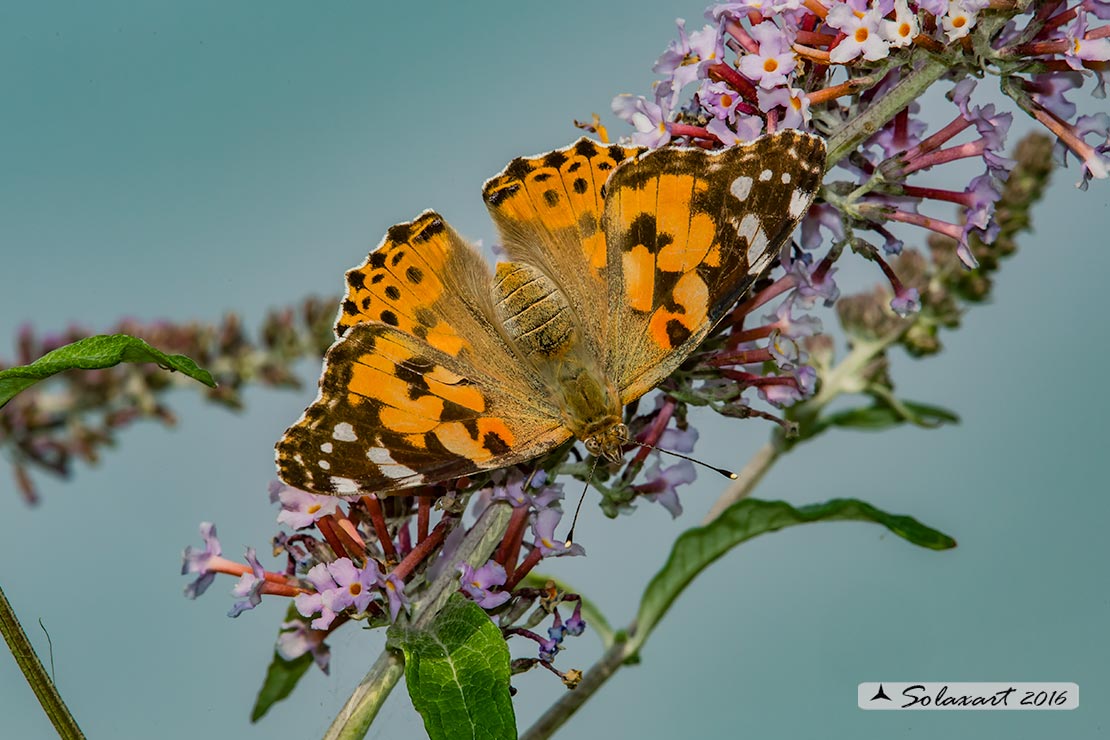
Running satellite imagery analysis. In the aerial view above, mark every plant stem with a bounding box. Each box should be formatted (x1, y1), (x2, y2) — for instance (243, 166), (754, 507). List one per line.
(323, 501), (515, 740)
(0, 584), (86, 740)
(520, 438), (785, 740)
(824, 55), (952, 168)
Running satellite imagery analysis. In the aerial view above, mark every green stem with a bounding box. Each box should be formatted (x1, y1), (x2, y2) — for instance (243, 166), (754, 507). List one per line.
(0, 584), (86, 740)
(824, 54), (953, 168)
(323, 501), (515, 740)
(519, 437), (784, 740)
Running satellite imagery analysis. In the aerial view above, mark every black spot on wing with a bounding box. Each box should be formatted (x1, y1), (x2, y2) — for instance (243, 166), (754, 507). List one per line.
(572, 178), (588, 194)
(504, 158), (533, 181)
(369, 252), (387, 269)
(543, 150), (568, 169)
(385, 285), (401, 301)
(485, 183), (519, 207)
(665, 319), (692, 349)
(380, 310), (399, 326)
(386, 223), (412, 244)
(483, 431), (511, 456)
(628, 213), (674, 255)
(347, 271), (366, 290)
(413, 218), (445, 242)
(406, 266), (424, 284)
(574, 139), (599, 158)
(390, 250), (406, 267)
(543, 190), (560, 207)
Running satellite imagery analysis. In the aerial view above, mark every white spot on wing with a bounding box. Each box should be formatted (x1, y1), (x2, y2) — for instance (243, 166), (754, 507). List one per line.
(780, 172), (791, 184)
(318, 459), (331, 470)
(368, 446), (422, 482)
(333, 422), (357, 442)
(730, 175), (753, 201)
(734, 213), (770, 270)
(788, 188), (812, 218)
(759, 169), (773, 181)
(330, 476), (359, 494)
(320, 442), (333, 453)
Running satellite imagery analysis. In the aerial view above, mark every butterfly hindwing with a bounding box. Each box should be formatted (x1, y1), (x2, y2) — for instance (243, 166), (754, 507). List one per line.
(602, 130), (826, 402)
(276, 322), (570, 495)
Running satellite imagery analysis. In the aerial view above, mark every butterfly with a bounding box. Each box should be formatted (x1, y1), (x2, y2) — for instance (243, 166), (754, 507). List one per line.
(276, 131), (825, 497)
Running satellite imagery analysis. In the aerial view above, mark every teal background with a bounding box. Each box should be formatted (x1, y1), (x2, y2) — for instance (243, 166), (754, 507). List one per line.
(2, 2), (1108, 739)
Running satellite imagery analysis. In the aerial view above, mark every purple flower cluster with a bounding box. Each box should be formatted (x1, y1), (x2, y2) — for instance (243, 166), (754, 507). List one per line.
(604, 0), (1107, 430)
(182, 470), (589, 680)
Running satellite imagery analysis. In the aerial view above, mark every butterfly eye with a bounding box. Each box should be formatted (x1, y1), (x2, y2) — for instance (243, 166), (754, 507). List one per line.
(583, 437), (602, 456)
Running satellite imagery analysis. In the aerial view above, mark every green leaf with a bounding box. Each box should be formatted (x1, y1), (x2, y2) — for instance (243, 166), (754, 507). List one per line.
(389, 594), (516, 740)
(0, 333), (216, 408)
(815, 399), (959, 434)
(518, 572), (614, 648)
(634, 498), (956, 647)
(251, 650), (314, 722)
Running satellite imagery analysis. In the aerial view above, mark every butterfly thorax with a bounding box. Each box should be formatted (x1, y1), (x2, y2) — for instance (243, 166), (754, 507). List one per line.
(493, 261), (628, 461)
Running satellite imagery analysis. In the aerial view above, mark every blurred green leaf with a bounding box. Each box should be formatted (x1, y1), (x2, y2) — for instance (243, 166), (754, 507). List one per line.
(251, 651), (313, 722)
(519, 572), (614, 648)
(813, 399), (959, 435)
(390, 594), (515, 740)
(0, 334), (215, 408)
(635, 498), (956, 647)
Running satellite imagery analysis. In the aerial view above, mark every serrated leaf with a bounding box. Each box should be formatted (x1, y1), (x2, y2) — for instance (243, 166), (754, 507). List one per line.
(251, 650), (314, 722)
(390, 594), (515, 740)
(634, 498), (956, 648)
(0, 333), (216, 408)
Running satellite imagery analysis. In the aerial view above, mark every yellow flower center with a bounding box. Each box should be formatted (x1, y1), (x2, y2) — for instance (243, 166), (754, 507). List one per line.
(348, 583), (362, 596)
(307, 504), (321, 514)
(720, 93), (734, 107)
(953, 15), (967, 28)
(763, 58), (779, 73)
(899, 22), (911, 37)
(855, 27), (870, 43)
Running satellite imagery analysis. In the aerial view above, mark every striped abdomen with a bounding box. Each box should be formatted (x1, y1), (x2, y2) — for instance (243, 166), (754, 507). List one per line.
(492, 262), (576, 362)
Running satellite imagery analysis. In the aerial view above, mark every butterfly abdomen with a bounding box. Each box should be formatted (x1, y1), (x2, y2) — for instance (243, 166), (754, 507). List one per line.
(492, 262), (576, 361)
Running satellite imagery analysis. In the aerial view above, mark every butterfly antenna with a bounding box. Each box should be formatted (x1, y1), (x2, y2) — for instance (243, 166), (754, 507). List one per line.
(564, 455), (599, 546)
(632, 439), (737, 480)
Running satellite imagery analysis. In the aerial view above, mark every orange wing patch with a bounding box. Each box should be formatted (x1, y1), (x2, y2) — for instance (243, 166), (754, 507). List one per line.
(337, 211), (470, 357)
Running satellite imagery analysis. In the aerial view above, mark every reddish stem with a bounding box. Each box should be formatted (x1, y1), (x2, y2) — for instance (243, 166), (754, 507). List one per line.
(417, 496), (431, 543)
(901, 139), (988, 176)
(900, 184), (975, 206)
(316, 516), (351, 560)
(360, 495), (398, 563)
(731, 324), (777, 344)
(505, 546), (544, 591)
(901, 115), (972, 163)
(391, 518), (450, 581)
(669, 123), (717, 142)
(495, 505), (531, 572)
(710, 347), (774, 367)
(707, 62), (760, 102)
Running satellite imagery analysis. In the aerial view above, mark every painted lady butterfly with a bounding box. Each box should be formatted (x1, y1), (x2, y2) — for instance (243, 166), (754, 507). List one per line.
(276, 131), (825, 496)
